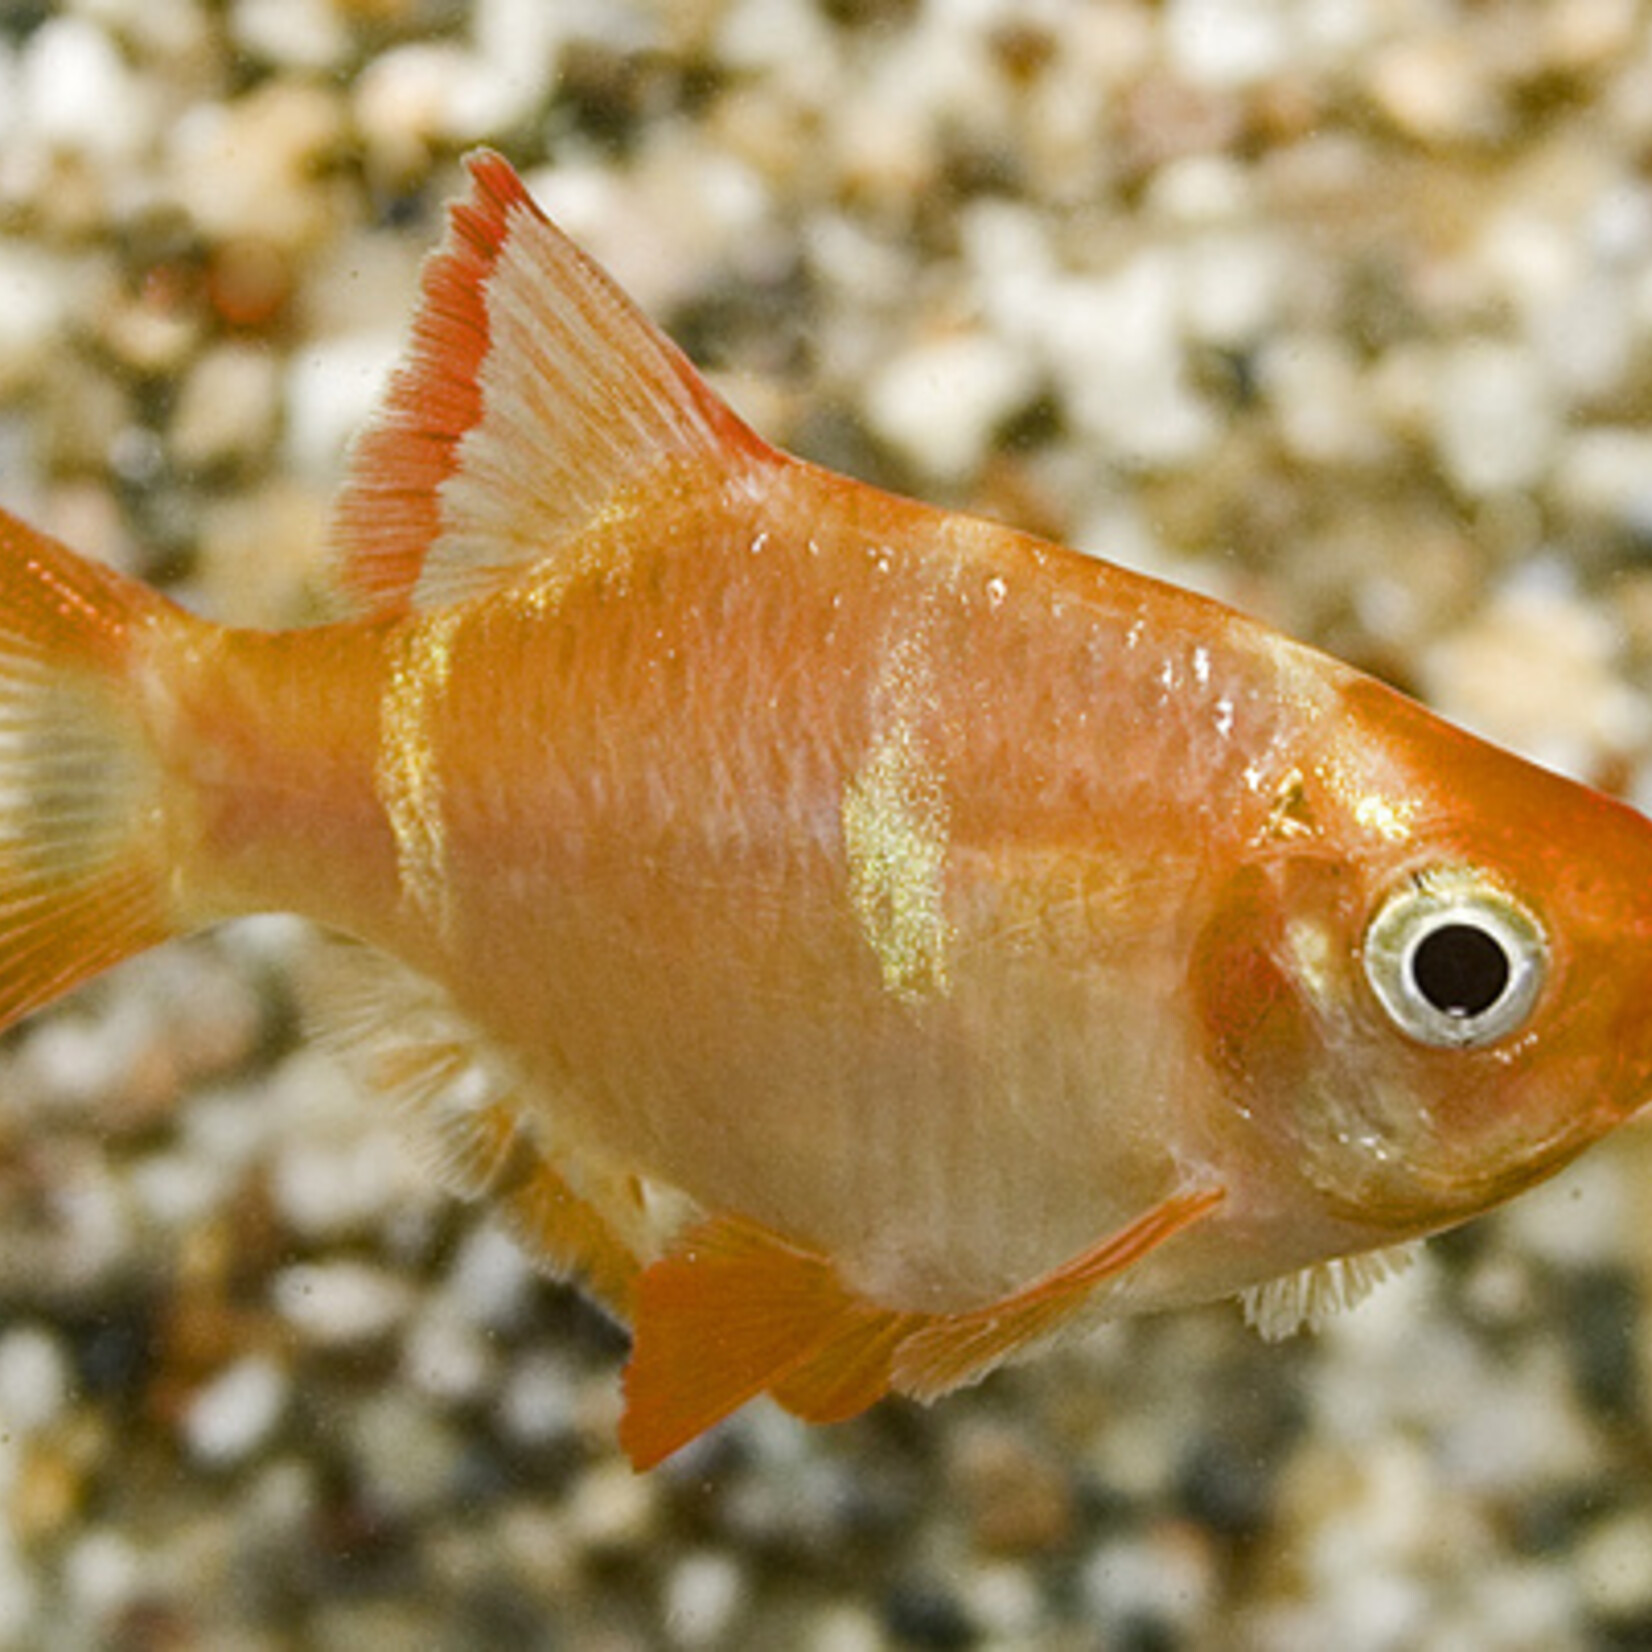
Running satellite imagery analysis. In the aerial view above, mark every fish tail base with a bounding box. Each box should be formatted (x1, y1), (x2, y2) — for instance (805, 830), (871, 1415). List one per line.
(0, 508), (181, 1031)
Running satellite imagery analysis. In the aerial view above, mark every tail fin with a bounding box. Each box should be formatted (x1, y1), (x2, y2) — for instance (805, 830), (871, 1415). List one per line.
(0, 507), (182, 1032)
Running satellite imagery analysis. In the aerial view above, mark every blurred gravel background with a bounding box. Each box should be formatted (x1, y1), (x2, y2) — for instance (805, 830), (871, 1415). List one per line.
(5, 2), (1652, 1648)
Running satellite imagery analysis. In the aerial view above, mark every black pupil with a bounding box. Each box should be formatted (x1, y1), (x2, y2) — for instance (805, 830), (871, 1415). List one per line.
(1410, 922), (1511, 1019)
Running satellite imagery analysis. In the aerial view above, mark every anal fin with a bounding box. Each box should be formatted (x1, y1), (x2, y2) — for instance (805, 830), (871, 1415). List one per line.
(304, 938), (650, 1318)
(619, 1184), (1224, 1469)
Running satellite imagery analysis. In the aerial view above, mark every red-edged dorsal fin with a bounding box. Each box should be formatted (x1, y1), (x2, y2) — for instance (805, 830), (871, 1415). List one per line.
(892, 1185), (1226, 1401)
(329, 149), (774, 617)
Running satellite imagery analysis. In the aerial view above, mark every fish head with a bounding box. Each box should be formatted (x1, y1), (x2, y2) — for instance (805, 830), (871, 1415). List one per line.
(1195, 673), (1652, 1238)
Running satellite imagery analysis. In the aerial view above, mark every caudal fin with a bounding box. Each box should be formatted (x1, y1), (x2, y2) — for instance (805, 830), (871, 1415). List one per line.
(0, 507), (182, 1032)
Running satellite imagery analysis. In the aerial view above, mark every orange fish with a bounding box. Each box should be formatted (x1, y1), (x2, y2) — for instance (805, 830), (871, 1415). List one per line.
(2, 151), (1651, 1469)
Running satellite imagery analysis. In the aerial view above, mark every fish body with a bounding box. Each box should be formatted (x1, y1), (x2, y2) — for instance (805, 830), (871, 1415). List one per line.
(4, 153), (1652, 1466)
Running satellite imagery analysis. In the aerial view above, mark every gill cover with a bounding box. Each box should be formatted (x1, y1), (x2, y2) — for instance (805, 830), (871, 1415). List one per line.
(1192, 852), (1561, 1228)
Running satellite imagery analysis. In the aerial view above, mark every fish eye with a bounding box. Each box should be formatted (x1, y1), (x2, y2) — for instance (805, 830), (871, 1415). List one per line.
(1362, 869), (1546, 1049)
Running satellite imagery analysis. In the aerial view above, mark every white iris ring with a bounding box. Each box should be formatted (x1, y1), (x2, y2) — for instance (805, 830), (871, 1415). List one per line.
(1363, 869), (1547, 1049)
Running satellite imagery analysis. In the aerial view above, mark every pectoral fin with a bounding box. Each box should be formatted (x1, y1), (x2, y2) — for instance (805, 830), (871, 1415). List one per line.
(892, 1184), (1225, 1399)
(618, 1184), (1225, 1470)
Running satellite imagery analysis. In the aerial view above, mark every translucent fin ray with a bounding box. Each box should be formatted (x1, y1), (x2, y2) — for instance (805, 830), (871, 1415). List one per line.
(328, 150), (774, 617)
(1240, 1241), (1421, 1340)
(304, 937), (654, 1317)
(0, 508), (181, 1031)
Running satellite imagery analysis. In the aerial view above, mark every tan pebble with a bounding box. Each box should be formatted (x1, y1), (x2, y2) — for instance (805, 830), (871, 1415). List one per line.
(165, 960), (267, 1083)
(9, 1439), (87, 1542)
(567, 1458), (661, 1556)
(36, 360), (133, 477)
(1543, 0), (1641, 72)
(1365, 34), (1508, 147)
(334, 0), (425, 20)
(169, 343), (281, 475)
(107, 1034), (185, 1127)
(496, 1503), (581, 1596)
(196, 482), (333, 625)
(1118, 73), (1245, 178)
(207, 238), (296, 331)
(169, 82), (347, 254)
(98, 288), (201, 379)
(1421, 578), (1651, 778)
(708, 84), (819, 194)
(1577, 1506), (1652, 1619)
(948, 1420), (1076, 1556)
(36, 483), (140, 578)
(1610, 573), (1652, 662)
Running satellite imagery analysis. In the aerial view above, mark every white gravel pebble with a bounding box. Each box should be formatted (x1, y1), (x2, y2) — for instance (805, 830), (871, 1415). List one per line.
(170, 344), (283, 474)
(350, 1389), (463, 1514)
(1262, 334), (1389, 467)
(445, 1221), (539, 1331)
(1552, 425), (1652, 536)
(18, 17), (151, 164)
(268, 1123), (410, 1242)
(402, 1300), (496, 1406)
(0, 250), (77, 396)
(284, 331), (403, 487)
(664, 1549), (747, 1649)
(1082, 1526), (1216, 1641)
(232, 0), (352, 73)
(183, 1354), (290, 1468)
(0, 1538), (37, 1652)
(128, 1148), (236, 1230)
(0, 1325), (71, 1436)
(1430, 339), (1561, 498)
(1050, 251), (1219, 468)
(272, 1259), (414, 1348)
(496, 1349), (580, 1447)
(1166, 0), (1295, 88)
(61, 1529), (144, 1640)
(864, 330), (1039, 480)
(1577, 1505), (1652, 1620)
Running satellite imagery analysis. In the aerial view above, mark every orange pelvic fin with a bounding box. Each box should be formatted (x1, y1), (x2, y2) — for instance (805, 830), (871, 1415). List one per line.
(618, 1185), (1224, 1469)
(891, 1184), (1226, 1401)
(329, 149), (776, 618)
(0, 507), (184, 1033)
(618, 1215), (913, 1470)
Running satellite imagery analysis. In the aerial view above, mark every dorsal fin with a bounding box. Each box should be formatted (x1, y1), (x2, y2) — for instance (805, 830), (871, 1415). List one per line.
(328, 150), (774, 616)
